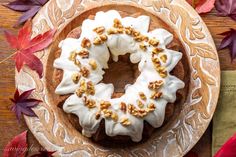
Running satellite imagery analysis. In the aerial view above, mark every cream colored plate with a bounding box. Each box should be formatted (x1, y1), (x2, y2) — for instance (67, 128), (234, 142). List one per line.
(15, 0), (220, 156)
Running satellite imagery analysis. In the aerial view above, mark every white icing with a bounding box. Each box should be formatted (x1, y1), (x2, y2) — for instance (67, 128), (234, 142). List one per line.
(53, 10), (185, 142)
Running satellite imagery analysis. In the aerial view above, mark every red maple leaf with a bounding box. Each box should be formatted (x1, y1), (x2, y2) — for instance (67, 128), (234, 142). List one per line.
(10, 88), (41, 122)
(3, 131), (28, 157)
(4, 20), (56, 78)
(214, 133), (236, 157)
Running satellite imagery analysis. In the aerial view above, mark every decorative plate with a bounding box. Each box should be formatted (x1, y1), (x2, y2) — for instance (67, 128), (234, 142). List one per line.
(15, 0), (220, 156)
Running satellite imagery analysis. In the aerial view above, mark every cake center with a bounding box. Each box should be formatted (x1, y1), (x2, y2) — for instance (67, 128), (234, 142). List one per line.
(102, 54), (139, 97)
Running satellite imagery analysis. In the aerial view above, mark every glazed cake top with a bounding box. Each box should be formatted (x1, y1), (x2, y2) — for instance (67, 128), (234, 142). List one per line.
(54, 10), (185, 142)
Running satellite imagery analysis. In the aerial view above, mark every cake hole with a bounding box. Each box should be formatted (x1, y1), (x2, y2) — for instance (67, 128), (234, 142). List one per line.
(102, 54), (140, 98)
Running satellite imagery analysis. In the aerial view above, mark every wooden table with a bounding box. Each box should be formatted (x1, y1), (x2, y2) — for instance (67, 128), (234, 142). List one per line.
(0, 1), (236, 156)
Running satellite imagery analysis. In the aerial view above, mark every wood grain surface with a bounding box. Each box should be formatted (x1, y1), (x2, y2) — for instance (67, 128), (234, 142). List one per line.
(0, 0), (235, 156)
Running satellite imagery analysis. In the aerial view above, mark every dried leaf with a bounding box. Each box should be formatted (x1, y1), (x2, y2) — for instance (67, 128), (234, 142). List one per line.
(10, 88), (41, 122)
(215, 0), (236, 21)
(4, 20), (56, 77)
(214, 133), (236, 157)
(186, 0), (216, 14)
(30, 150), (56, 157)
(3, 131), (28, 157)
(3, 0), (49, 25)
(219, 29), (236, 61)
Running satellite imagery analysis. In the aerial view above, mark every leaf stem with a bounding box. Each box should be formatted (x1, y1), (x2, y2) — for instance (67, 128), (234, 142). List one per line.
(0, 52), (17, 64)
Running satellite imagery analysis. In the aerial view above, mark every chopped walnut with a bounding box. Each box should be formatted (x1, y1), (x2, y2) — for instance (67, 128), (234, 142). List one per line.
(100, 101), (111, 110)
(103, 109), (113, 118)
(148, 80), (164, 90)
(113, 18), (123, 28)
(160, 71), (168, 78)
(137, 100), (144, 108)
(78, 49), (89, 58)
(81, 38), (91, 48)
(86, 81), (95, 95)
(89, 59), (97, 70)
(157, 66), (166, 72)
(134, 35), (144, 42)
(137, 109), (147, 118)
(139, 92), (147, 100)
(160, 54), (167, 63)
(111, 112), (118, 122)
(99, 34), (108, 41)
(83, 96), (96, 108)
(152, 47), (164, 54)
(134, 35), (149, 42)
(93, 26), (105, 34)
(152, 57), (161, 68)
(124, 26), (133, 35)
(71, 73), (81, 84)
(157, 67), (167, 78)
(120, 102), (127, 113)
(74, 59), (81, 67)
(139, 43), (147, 51)
(147, 103), (156, 112)
(107, 28), (118, 35)
(127, 103), (150, 118)
(69, 51), (77, 61)
(75, 79), (86, 97)
(95, 112), (101, 120)
(120, 102), (127, 112)
(75, 88), (84, 97)
(79, 79), (87, 91)
(80, 79), (86, 87)
(132, 30), (140, 37)
(87, 100), (96, 108)
(120, 117), (131, 126)
(93, 36), (103, 45)
(128, 104), (136, 115)
(116, 28), (124, 34)
(150, 92), (162, 100)
(143, 36), (149, 42)
(149, 38), (159, 47)
(80, 67), (90, 77)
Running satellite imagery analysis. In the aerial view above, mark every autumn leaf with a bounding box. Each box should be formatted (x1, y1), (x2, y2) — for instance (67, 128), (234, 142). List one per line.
(214, 133), (236, 157)
(215, 0), (236, 21)
(3, 0), (48, 26)
(10, 88), (41, 122)
(219, 29), (236, 61)
(3, 131), (28, 157)
(30, 150), (56, 157)
(186, 0), (216, 14)
(3, 20), (56, 78)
